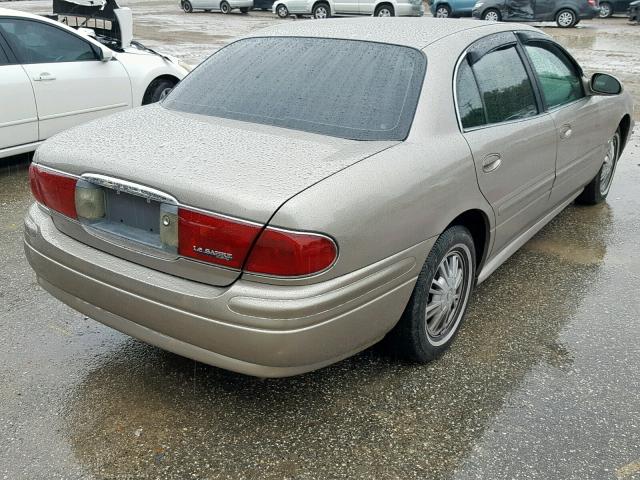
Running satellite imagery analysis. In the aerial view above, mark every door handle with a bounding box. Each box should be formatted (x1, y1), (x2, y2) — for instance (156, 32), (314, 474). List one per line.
(482, 153), (502, 173)
(560, 124), (572, 139)
(33, 72), (56, 82)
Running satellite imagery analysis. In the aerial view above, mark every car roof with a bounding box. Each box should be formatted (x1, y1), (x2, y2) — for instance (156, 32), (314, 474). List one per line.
(246, 17), (538, 50)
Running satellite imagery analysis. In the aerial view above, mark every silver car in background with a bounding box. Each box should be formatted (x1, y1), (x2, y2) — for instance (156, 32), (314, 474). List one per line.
(180, 0), (253, 13)
(25, 18), (634, 377)
(273, 0), (423, 18)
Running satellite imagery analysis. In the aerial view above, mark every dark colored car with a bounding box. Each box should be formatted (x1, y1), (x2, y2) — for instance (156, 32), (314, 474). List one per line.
(252, 0), (274, 9)
(598, 0), (632, 17)
(472, 0), (600, 26)
(629, 0), (640, 21)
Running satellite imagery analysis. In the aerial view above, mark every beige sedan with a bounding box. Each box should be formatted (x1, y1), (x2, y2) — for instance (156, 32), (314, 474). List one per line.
(25, 18), (634, 377)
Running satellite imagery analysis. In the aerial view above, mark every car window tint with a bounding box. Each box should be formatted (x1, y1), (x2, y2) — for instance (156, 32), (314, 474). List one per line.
(163, 37), (426, 141)
(0, 44), (9, 65)
(471, 45), (538, 124)
(0, 19), (97, 64)
(524, 44), (583, 109)
(456, 59), (485, 129)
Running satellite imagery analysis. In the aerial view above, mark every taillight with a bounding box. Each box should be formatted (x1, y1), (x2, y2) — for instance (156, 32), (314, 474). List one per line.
(178, 207), (261, 269)
(177, 207), (337, 276)
(29, 164), (78, 219)
(244, 227), (337, 277)
(588, 0), (596, 5)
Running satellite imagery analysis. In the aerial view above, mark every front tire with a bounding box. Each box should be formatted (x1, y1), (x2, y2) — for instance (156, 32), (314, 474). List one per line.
(182, 0), (193, 13)
(142, 78), (176, 105)
(434, 3), (451, 17)
(481, 7), (501, 21)
(556, 8), (577, 27)
(375, 4), (394, 16)
(276, 3), (289, 17)
(599, 1), (613, 17)
(576, 129), (621, 205)
(387, 225), (476, 362)
(312, 2), (330, 18)
(220, 0), (231, 13)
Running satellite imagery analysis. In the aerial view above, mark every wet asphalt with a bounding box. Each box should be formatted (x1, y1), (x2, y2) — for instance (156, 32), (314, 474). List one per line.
(1, 4), (640, 479)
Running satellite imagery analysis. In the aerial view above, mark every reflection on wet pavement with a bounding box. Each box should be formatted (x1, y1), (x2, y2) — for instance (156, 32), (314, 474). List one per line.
(0, 5), (639, 479)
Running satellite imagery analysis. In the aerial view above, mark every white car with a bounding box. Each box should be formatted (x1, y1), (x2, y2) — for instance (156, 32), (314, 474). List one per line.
(0, 8), (189, 160)
(273, 0), (423, 18)
(180, 0), (254, 14)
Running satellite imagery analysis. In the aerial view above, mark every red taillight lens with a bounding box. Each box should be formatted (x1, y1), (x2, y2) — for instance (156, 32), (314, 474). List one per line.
(244, 228), (337, 277)
(178, 207), (261, 269)
(29, 164), (77, 219)
(588, 0), (596, 5)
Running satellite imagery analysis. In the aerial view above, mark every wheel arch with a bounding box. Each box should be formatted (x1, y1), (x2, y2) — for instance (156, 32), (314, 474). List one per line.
(554, 6), (578, 18)
(374, 1), (395, 13)
(619, 114), (632, 155)
(445, 209), (491, 274)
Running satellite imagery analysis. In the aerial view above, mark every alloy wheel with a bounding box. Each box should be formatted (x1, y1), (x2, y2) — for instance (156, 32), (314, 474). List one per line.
(435, 7), (449, 17)
(425, 245), (472, 346)
(599, 2), (611, 17)
(484, 10), (499, 20)
(599, 133), (619, 196)
(557, 10), (575, 26)
(377, 7), (392, 16)
(314, 6), (328, 18)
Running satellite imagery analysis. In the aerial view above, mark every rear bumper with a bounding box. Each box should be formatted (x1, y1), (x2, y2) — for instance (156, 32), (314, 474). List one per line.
(25, 204), (424, 377)
(579, 6), (600, 18)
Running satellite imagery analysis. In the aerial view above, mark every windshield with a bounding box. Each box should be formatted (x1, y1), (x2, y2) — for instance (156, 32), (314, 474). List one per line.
(163, 37), (426, 141)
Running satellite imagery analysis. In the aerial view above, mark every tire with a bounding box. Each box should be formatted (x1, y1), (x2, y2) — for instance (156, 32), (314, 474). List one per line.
(556, 8), (577, 27)
(481, 7), (501, 21)
(182, 0), (193, 13)
(240, 6), (249, 12)
(276, 3), (289, 17)
(599, 1), (613, 17)
(220, 0), (231, 13)
(434, 3), (451, 17)
(375, 4), (394, 16)
(387, 225), (476, 363)
(576, 129), (621, 205)
(142, 78), (176, 105)
(312, 2), (330, 18)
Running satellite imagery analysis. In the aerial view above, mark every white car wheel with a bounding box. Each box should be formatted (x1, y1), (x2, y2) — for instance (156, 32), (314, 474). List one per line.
(276, 4), (289, 17)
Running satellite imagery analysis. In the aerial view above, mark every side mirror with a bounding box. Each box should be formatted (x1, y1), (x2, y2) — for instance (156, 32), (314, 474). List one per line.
(590, 73), (621, 95)
(99, 47), (114, 63)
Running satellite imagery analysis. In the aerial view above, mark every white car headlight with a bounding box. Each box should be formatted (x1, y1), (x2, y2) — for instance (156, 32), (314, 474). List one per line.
(474, 2), (484, 7)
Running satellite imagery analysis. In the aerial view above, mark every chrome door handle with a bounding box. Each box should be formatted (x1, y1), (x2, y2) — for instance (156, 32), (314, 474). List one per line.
(482, 153), (502, 173)
(33, 72), (56, 82)
(560, 124), (572, 139)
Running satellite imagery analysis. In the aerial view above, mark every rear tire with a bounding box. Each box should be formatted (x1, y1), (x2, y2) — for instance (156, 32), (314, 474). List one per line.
(182, 0), (193, 13)
(576, 129), (621, 205)
(276, 3), (289, 17)
(434, 3), (451, 17)
(386, 225), (476, 363)
(556, 8), (577, 27)
(481, 7), (501, 21)
(312, 2), (330, 18)
(220, 1), (231, 13)
(599, 1), (613, 17)
(375, 4), (394, 16)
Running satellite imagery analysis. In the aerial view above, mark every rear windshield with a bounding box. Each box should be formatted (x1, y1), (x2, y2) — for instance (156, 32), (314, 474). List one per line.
(163, 37), (426, 141)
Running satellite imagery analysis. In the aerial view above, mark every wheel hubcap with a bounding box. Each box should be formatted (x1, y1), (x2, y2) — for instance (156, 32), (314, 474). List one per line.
(378, 8), (391, 16)
(599, 135), (618, 195)
(278, 6), (286, 15)
(436, 8), (448, 17)
(600, 4), (610, 16)
(425, 248), (469, 342)
(558, 12), (573, 25)
(485, 11), (498, 20)
(316, 7), (327, 17)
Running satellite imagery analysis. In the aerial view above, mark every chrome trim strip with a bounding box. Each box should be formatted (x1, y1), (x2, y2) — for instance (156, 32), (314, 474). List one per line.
(82, 173), (179, 205)
(39, 103), (129, 121)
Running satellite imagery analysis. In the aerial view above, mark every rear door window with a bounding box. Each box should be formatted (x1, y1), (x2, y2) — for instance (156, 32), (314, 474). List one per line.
(471, 44), (538, 124)
(523, 42), (584, 109)
(456, 58), (485, 129)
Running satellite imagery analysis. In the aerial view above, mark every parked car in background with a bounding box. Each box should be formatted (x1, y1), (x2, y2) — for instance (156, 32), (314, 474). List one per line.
(25, 18), (633, 377)
(0, 8), (188, 160)
(273, 0), (423, 18)
(181, 0), (253, 13)
(253, 0), (275, 9)
(430, 0), (476, 17)
(472, 0), (599, 26)
(627, 0), (639, 20)
(598, 0), (631, 16)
